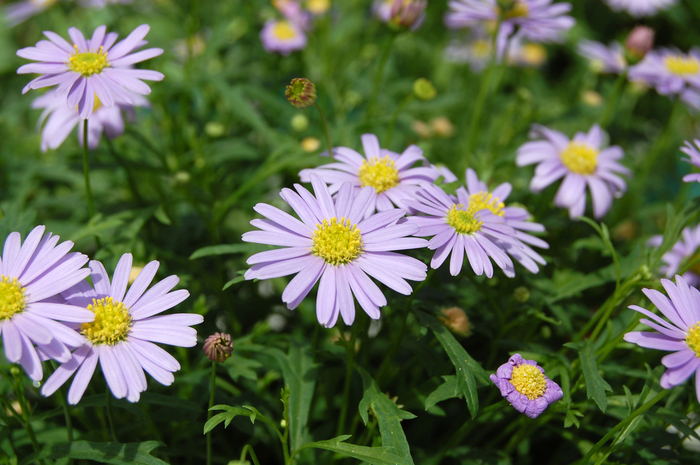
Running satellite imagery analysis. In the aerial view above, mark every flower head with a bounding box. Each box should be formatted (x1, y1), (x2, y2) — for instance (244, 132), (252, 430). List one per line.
(624, 275), (700, 401)
(3, 0), (56, 27)
(17, 25), (164, 120)
(603, 0), (676, 17)
(40, 253), (200, 404)
(490, 354), (562, 418)
(203, 332), (234, 362)
(374, 0), (427, 30)
(0, 226), (94, 381)
(260, 19), (307, 55)
(242, 174), (428, 328)
(577, 39), (627, 74)
(681, 140), (700, 184)
(516, 124), (630, 219)
(648, 224), (700, 287)
(625, 26), (655, 60)
(628, 48), (700, 110)
(286, 78), (317, 109)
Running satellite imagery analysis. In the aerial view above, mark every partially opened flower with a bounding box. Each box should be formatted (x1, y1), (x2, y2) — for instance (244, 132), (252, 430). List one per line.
(242, 174), (428, 328)
(374, 0), (427, 30)
(624, 275), (700, 401)
(41, 253), (200, 404)
(260, 19), (307, 55)
(681, 140), (700, 184)
(1, 225), (93, 381)
(577, 39), (627, 74)
(603, 0), (676, 17)
(648, 225), (700, 287)
(17, 24), (163, 119)
(299, 134), (441, 215)
(4, 0), (56, 27)
(628, 48), (700, 110)
(516, 124), (630, 219)
(490, 354), (563, 418)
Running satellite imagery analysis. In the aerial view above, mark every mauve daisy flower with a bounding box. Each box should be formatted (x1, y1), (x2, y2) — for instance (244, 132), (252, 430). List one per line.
(373, 0), (427, 30)
(628, 48), (700, 110)
(604, 0), (676, 17)
(32, 91), (149, 152)
(242, 174), (428, 328)
(1, 225), (93, 381)
(648, 225), (700, 287)
(682, 140), (700, 183)
(299, 134), (441, 215)
(260, 19), (307, 55)
(4, 0), (56, 27)
(624, 275), (700, 400)
(516, 124), (630, 219)
(490, 353), (563, 418)
(79, 0), (133, 7)
(40, 253), (200, 404)
(17, 24), (163, 119)
(577, 39), (627, 74)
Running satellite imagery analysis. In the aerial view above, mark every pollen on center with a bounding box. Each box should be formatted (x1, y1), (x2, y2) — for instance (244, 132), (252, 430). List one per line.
(510, 364), (547, 400)
(686, 322), (700, 358)
(68, 45), (110, 77)
(470, 192), (505, 216)
(272, 21), (297, 40)
(81, 296), (132, 345)
(447, 204), (483, 235)
(560, 141), (599, 175)
(311, 217), (363, 266)
(0, 275), (27, 321)
(664, 55), (700, 76)
(358, 156), (400, 194)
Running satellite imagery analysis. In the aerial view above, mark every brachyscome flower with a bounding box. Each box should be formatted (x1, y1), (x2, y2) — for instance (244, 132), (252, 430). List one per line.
(374, 0), (427, 30)
(628, 48), (700, 110)
(203, 332), (233, 362)
(1, 225), (93, 381)
(624, 275), (700, 401)
(648, 224), (700, 287)
(299, 134), (441, 215)
(490, 353), (563, 418)
(40, 253), (200, 404)
(260, 19), (307, 55)
(681, 140), (700, 184)
(603, 0), (676, 17)
(242, 174), (428, 328)
(17, 24), (163, 119)
(625, 25), (655, 60)
(516, 124), (630, 219)
(3, 0), (56, 27)
(286, 78), (317, 109)
(577, 39), (627, 74)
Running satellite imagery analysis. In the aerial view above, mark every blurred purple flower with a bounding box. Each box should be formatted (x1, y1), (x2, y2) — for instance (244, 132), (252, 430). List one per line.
(604, 0), (676, 17)
(648, 225), (700, 287)
(628, 48), (700, 110)
(682, 140), (700, 184)
(260, 19), (307, 55)
(374, 0), (427, 30)
(577, 39), (627, 74)
(79, 0), (133, 7)
(3, 0), (56, 27)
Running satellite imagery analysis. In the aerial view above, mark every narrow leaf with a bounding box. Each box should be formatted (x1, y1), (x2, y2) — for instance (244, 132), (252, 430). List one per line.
(22, 441), (167, 465)
(564, 340), (612, 412)
(298, 436), (413, 465)
(425, 376), (459, 410)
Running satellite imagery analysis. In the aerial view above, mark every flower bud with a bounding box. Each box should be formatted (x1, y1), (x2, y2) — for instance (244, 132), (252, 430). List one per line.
(438, 307), (473, 337)
(291, 114), (309, 132)
(413, 78), (436, 100)
(203, 332), (234, 362)
(386, 0), (427, 30)
(513, 286), (530, 303)
(285, 78), (317, 109)
(431, 117), (454, 137)
(625, 26), (654, 61)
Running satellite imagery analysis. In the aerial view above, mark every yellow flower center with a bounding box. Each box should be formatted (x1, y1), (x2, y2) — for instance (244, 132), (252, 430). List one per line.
(81, 297), (132, 346)
(0, 276), (26, 321)
(469, 192), (505, 217)
(311, 217), (363, 266)
(664, 55), (700, 76)
(560, 141), (599, 175)
(472, 39), (491, 58)
(68, 45), (110, 77)
(503, 1), (529, 19)
(686, 322), (700, 358)
(519, 44), (547, 66)
(510, 364), (547, 400)
(358, 156), (400, 194)
(306, 0), (330, 14)
(272, 21), (297, 40)
(446, 203), (483, 235)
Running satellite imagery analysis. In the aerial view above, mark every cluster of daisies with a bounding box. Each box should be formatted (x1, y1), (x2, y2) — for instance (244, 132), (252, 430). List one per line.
(0, 226), (201, 404)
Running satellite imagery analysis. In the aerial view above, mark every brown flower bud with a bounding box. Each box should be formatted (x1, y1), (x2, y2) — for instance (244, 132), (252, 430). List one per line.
(285, 78), (317, 109)
(438, 307), (472, 337)
(203, 332), (234, 362)
(625, 26), (654, 61)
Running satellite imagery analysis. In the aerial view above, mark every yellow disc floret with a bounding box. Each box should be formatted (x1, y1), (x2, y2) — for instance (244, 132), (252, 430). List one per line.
(503, 1), (529, 19)
(68, 45), (109, 77)
(446, 203), (483, 235)
(510, 364), (547, 400)
(81, 297), (132, 345)
(273, 21), (297, 40)
(311, 217), (363, 266)
(686, 322), (700, 358)
(560, 141), (599, 176)
(358, 156), (400, 194)
(469, 192), (505, 217)
(0, 276), (26, 321)
(664, 55), (700, 76)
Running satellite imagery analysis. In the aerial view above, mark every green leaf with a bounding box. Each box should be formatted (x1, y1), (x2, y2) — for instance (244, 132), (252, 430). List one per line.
(425, 376), (459, 410)
(417, 312), (487, 418)
(21, 441), (167, 465)
(225, 353), (263, 381)
(153, 206), (171, 225)
(223, 274), (246, 290)
(203, 405), (261, 434)
(190, 244), (260, 260)
(69, 213), (125, 243)
(357, 367), (415, 464)
(297, 435), (413, 465)
(649, 203), (697, 270)
(564, 340), (612, 412)
(564, 409), (583, 428)
(139, 393), (199, 412)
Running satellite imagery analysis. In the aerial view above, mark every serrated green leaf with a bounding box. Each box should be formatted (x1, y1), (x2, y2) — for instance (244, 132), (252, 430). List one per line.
(297, 435), (413, 465)
(564, 340), (612, 412)
(425, 376), (459, 410)
(190, 244), (258, 260)
(21, 441), (167, 465)
(226, 353), (263, 381)
(203, 406), (258, 434)
(564, 409), (583, 428)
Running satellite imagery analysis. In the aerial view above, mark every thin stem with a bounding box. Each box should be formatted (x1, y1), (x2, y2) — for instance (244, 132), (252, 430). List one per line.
(207, 361), (216, 465)
(385, 94), (414, 148)
(336, 323), (360, 436)
(82, 119), (96, 219)
(240, 445), (261, 465)
(365, 33), (396, 124)
(12, 374), (45, 464)
(599, 71), (628, 129)
(105, 389), (118, 442)
(314, 103), (334, 162)
(637, 99), (684, 187)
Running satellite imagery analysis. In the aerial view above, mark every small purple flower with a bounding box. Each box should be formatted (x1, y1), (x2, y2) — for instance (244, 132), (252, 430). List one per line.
(628, 48), (700, 110)
(17, 24), (163, 120)
(648, 225), (700, 287)
(374, 0), (427, 30)
(40, 253), (200, 404)
(1, 225), (94, 381)
(300, 134), (441, 215)
(577, 39), (627, 74)
(490, 354), (563, 418)
(79, 0), (133, 7)
(242, 174), (428, 328)
(3, 0), (56, 27)
(516, 124), (630, 219)
(603, 0), (676, 17)
(203, 332), (233, 362)
(260, 19), (307, 55)
(624, 275), (700, 401)
(682, 140), (700, 184)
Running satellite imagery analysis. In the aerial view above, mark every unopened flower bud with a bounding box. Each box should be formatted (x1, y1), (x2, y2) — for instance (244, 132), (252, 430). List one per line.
(203, 332), (234, 362)
(413, 78), (436, 100)
(285, 78), (317, 109)
(388, 0), (427, 30)
(438, 307), (473, 337)
(625, 26), (654, 61)
(431, 116), (454, 137)
(514, 286), (530, 303)
(291, 114), (309, 132)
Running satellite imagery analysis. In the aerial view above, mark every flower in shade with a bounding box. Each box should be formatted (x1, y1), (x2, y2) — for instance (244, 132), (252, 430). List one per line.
(17, 24), (163, 119)
(203, 332), (233, 362)
(648, 225), (700, 287)
(242, 174), (428, 328)
(260, 19), (307, 55)
(516, 124), (630, 219)
(3, 0), (56, 27)
(299, 134), (441, 215)
(490, 354), (563, 418)
(1, 225), (94, 381)
(40, 253), (200, 404)
(624, 275), (700, 401)
(577, 39), (627, 74)
(374, 0), (427, 30)
(32, 90), (149, 152)
(682, 140), (700, 183)
(628, 48), (700, 110)
(603, 0), (676, 17)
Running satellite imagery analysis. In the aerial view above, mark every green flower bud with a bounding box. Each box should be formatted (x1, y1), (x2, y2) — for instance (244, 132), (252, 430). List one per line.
(514, 286), (530, 303)
(291, 114), (309, 132)
(285, 78), (317, 109)
(413, 78), (436, 100)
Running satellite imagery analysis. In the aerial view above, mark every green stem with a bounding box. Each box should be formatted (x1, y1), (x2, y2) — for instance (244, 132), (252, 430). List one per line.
(336, 323), (360, 436)
(240, 445), (261, 465)
(638, 99), (684, 186)
(82, 119), (96, 219)
(385, 94), (414, 148)
(207, 360), (216, 465)
(314, 103), (334, 162)
(365, 33), (396, 124)
(599, 71), (628, 129)
(12, 374), (45, 464)
(105, 389), (118, 442)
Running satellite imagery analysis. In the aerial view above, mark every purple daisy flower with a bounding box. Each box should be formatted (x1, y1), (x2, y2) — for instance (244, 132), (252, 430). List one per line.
(299, 134), (441, 215)
(260, 19), (307, 55)
(40, 253), (200, 404)
(628, 48), (700, 110)
(79, 0), (133, 7)
(1, 225), (93, 381)
(516, 124), (630, 219)
(17, 24), (163, 119)
(604, 0), (676, 17)
(648, 225), (700, 287)
(624, 275), (700, 401)
(403, 183), (523, 277)
(242, 174), (428, 328)
(577, 39), (627, 74)
(32, 90), (149, 152)
(490, 353), (563, 418)
(373, 0), (427, 30)
(3, 0), (56, 27)
(681, 140), (700, 183)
